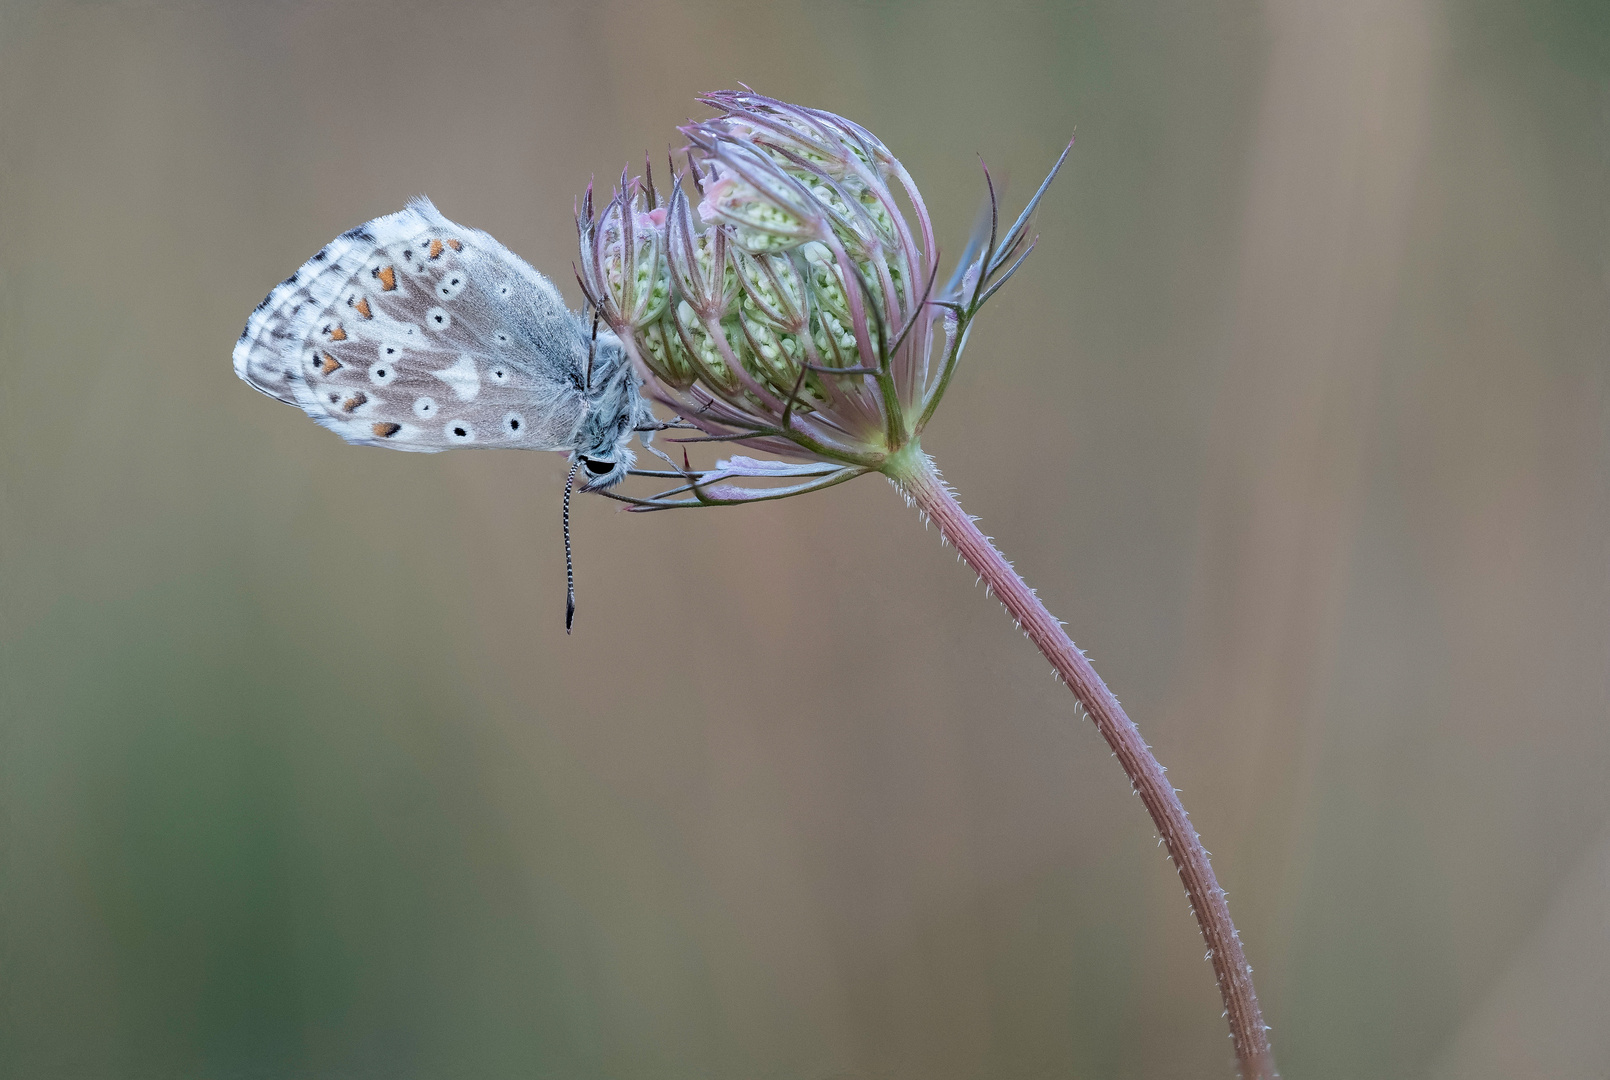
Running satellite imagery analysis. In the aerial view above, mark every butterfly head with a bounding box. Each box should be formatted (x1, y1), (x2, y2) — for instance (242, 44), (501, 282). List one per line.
(577, 450), (629, 490)
(573, 342), (642, 491)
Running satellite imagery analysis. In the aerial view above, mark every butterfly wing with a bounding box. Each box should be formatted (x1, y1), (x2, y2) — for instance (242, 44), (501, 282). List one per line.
(234, 197), (595, 452)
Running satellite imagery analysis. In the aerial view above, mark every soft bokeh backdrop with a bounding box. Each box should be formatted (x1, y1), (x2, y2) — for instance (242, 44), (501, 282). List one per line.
(3, 1), (1607, 1077)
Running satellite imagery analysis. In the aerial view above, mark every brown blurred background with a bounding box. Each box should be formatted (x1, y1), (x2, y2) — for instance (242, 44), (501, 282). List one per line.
(2, 1), (1607, 1077)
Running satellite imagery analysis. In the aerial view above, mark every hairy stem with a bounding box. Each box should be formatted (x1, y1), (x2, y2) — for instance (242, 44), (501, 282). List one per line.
(886, 449), (1277, 1080)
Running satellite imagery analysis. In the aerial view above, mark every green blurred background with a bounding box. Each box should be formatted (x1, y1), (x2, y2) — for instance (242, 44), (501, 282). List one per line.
(2, 1), (1607, 1077)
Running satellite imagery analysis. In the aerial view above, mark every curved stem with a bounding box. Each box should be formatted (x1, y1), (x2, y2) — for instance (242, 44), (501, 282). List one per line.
(886, 449), (1277, 1080)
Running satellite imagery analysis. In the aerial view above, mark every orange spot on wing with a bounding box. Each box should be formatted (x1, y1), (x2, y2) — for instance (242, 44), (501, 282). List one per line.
(341, 392), (368, 413)
(372, 422), (401, 438)
(328, 326), (347, 341)
(375, 266), (397, 291)
(446, 238), (463, 252)
(352, 296), (372, 319)
(428, 239), (444, 259)
(319, 352), (342, 375)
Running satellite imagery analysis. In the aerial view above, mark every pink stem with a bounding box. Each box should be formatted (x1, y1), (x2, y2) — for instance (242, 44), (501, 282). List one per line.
(890, 451), (1278, 1080)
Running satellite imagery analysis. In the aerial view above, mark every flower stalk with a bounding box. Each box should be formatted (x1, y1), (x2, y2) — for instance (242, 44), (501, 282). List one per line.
(578, 91), (1278, 1078)
(885, 449), (1278, 1079)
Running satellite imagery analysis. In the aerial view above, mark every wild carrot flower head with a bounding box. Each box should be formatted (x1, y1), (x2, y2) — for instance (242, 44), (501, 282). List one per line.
(577, 90), (1070, 507)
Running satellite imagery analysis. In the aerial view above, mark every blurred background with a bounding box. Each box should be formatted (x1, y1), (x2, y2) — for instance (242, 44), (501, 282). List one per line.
(2, 1), (1607, 1077)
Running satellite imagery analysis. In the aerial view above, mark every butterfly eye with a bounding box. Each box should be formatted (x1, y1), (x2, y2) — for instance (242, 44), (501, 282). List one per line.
(583, 458), (615, 476)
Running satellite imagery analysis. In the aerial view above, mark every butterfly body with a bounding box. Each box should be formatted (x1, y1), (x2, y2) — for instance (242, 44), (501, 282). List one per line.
(234, 196), (649, 488)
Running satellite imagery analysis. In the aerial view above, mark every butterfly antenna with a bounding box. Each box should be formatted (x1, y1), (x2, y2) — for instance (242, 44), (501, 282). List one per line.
(586, 309), (600, 392)
(563, 460), (579, 633)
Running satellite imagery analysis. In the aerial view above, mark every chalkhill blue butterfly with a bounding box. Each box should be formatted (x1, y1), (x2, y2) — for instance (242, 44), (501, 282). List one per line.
(233, 197), (665, 629)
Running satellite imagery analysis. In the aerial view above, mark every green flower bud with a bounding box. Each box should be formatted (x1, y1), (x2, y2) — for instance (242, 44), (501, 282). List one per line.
(695, 158), (816, 254)
(576, 177), (669, 334)
(738, 311), (813, 399)
(634, 314), (696, 390)
(733, 250), (808, 334)
(665, 183), (739, 317)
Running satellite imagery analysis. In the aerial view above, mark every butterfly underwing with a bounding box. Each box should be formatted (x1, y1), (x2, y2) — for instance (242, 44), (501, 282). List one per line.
(232, 196), (652, 490)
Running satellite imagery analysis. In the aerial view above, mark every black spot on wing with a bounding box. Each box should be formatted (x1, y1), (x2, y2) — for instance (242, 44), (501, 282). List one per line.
(342, 226), (374, 242)
(252, 295), (271, 313)
(279, 271), (300, 289)
(312, 247), (329, 262)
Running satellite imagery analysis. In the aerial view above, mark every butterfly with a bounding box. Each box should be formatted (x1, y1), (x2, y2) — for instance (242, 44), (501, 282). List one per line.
(233, 196), (665, 629)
